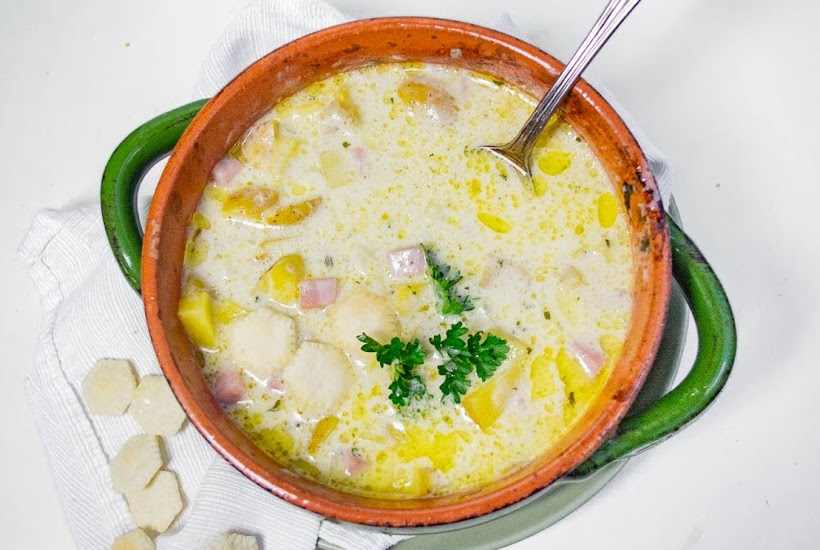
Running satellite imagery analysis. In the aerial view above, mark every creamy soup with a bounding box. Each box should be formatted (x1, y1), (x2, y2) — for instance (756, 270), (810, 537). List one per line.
(177, 62), (633, 498)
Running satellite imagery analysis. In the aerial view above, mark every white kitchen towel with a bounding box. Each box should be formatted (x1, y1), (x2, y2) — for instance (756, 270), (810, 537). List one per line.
(20, 0), (673, 549)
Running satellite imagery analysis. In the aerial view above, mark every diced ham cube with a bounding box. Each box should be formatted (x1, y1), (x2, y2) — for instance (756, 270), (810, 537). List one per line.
(299, 278), (338, 309)
(387, 246), (427, 278)
(211, 157), (243, 187)
(344, 449), (368, 476)
(350, 146), (370, 175)
(213, 370), (245, 406)
(571, 340), (606, 377)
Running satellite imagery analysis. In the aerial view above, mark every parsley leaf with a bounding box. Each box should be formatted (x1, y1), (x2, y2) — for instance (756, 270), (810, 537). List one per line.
(358, 334), (426, 407)
(430, 322), (510, 403)
(422, 246), (475, 315)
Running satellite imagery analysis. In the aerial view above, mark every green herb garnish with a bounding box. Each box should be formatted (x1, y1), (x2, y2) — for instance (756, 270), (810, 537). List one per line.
(423, 246), (475, 315)
(430, 322), (510, 403)
(357, 334), (426, 407)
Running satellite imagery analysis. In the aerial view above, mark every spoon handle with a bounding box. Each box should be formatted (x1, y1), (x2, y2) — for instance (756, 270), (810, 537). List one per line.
(504, 0), (643, 169)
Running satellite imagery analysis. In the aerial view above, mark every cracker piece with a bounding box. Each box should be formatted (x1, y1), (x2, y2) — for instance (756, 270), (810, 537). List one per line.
(82, 358), (137, 415)
(129, 375), (187, 436)
(225, 307), (296, 379)
(206, 533), (260, 550)
(125, 470), (183, 535)
(110, 434), (163, 494)
(111, 528), (155, 550)
(283, 341), (354, 417)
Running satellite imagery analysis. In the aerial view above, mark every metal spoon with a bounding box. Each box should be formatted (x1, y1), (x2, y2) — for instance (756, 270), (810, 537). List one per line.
(480, 0), (643, 179)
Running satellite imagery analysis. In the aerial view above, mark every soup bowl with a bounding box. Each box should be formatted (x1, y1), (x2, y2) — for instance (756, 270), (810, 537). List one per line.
(101, 17), (735, 530)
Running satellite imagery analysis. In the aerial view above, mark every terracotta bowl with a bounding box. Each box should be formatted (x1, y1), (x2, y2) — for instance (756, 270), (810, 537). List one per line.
(102, 17), (736, 530)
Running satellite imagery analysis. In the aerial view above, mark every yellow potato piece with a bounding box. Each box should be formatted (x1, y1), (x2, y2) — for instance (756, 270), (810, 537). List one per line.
(334, 84), (362, 124)
(599, 334), (623, 358)
(308, 415), (339, 455)
(319, 150), (353, 188)
(129, 375), (187, 437)
(178, 290), (216, 349)
(221, 186), (280, 222)
(183, 231), (209, 268)
(192, 211), (211, 230)
(264, 197), (322, 226)
(529, 348), (558, 402)
(396, 79), (457, 123)
(462, 339), (528, 431)
(204, 183), (228, 203)
(112, 528), (155, 550)
(213, 299), (249, 325)
(256, 254), (305, 306)
(239, 119), (300, 176)
(397, 80), (432, 104)
(555, 347), (606, 409)
(398, 426), (461, 473)
(125, 470), (183, 535)
(82, 358), (137, 416)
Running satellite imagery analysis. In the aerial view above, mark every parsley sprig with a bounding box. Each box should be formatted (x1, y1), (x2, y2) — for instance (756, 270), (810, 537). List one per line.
(359, 323), (510, 407)
(423, 246), (475, 315)
(430, 322), (510, 403)
(357, 334), (426, 407)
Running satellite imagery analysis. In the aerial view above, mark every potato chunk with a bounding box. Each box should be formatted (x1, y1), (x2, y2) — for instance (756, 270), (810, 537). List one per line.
(81, 358), (137, 415)
(397, 79), (458, 123)
(319, 150), (354, 188)
(529, 348), (558, 402)
(221, 186), (279, 223)
(129, 375), (187, 436)
(397, 426), (462, 473)
(177, 290), (216, 349)
(110, 434), (163, 494)
(462, 338), (528, 431)
(255, 254), (305, 306)
(263, 197), (322, 226)
(124, 470), (183, 535)
(308, 415), (339, 455)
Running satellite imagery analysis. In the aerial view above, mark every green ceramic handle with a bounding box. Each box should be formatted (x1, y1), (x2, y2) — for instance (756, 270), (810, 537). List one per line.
(101, 100), (208, 292)
(569, 216), (737, 478)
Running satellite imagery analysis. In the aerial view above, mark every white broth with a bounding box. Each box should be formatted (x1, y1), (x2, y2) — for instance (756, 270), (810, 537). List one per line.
(178, 62), (633, 498)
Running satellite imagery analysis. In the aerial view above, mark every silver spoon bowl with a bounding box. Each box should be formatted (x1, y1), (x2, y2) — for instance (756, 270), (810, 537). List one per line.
(480, 0), (643, 179)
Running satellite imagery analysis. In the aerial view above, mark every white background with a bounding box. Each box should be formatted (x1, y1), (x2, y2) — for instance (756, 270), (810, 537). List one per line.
(2, 0), (819, 548)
